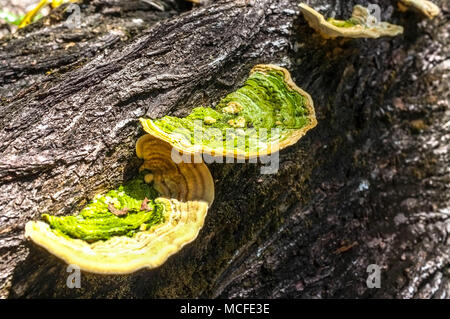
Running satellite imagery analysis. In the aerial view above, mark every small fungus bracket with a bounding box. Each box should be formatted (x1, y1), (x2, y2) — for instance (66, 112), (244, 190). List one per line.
(299, 3), (404, 39)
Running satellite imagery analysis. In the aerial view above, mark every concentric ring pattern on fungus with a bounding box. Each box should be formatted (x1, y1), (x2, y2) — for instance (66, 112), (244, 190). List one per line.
(25, 64), (316, 274)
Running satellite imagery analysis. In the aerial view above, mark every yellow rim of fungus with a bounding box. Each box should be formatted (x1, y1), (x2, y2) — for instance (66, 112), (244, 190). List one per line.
(140, 64), (318, 160)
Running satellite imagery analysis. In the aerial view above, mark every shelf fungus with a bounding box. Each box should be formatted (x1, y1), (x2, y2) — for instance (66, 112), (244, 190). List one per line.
(299, 3), (404, 39)
(397, 0), (440, 19)
(140, 64), (317, 159)
(25, 137), (214, 274)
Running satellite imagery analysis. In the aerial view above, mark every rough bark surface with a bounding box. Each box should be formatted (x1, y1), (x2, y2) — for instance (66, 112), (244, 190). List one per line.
(0, 0), (448, 298)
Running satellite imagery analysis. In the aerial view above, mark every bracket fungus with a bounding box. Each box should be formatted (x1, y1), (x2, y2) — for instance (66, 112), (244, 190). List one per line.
(140, 64), (317, 159)
(299, 3), (404, 39)
(25, 137), (214, 274)
(397, 0), (441, 19)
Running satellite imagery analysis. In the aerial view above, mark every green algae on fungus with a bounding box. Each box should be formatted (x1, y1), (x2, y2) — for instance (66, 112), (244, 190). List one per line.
(140, 64), (317, 159)
(42, 177), (164, 242)
(300, 3), (404, 39)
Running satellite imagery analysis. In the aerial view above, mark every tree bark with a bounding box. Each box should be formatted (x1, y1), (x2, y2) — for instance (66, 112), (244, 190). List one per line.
(0, 0), (448, 298)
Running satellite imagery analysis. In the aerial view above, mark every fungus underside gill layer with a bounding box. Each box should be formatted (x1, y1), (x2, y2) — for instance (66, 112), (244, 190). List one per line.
(145, 68), (313, 153)
(42, 173), (165, 242)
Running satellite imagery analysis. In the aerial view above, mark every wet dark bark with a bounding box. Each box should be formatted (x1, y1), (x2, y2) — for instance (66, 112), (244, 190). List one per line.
(0, 0), (448, 298)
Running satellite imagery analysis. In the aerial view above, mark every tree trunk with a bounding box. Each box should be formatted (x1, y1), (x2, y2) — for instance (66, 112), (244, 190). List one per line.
(0, 0), (448, 298)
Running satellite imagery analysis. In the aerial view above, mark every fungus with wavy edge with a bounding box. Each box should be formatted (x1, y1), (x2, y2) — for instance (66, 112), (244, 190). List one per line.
(139, 64), (317, 160)
(24, 138), (214, 274)
(299, 3), (404, 39)
(397, 0), (440, 19)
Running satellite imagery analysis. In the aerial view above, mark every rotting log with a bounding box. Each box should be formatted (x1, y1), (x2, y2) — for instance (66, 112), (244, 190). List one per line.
(0, 0), (449, 298)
